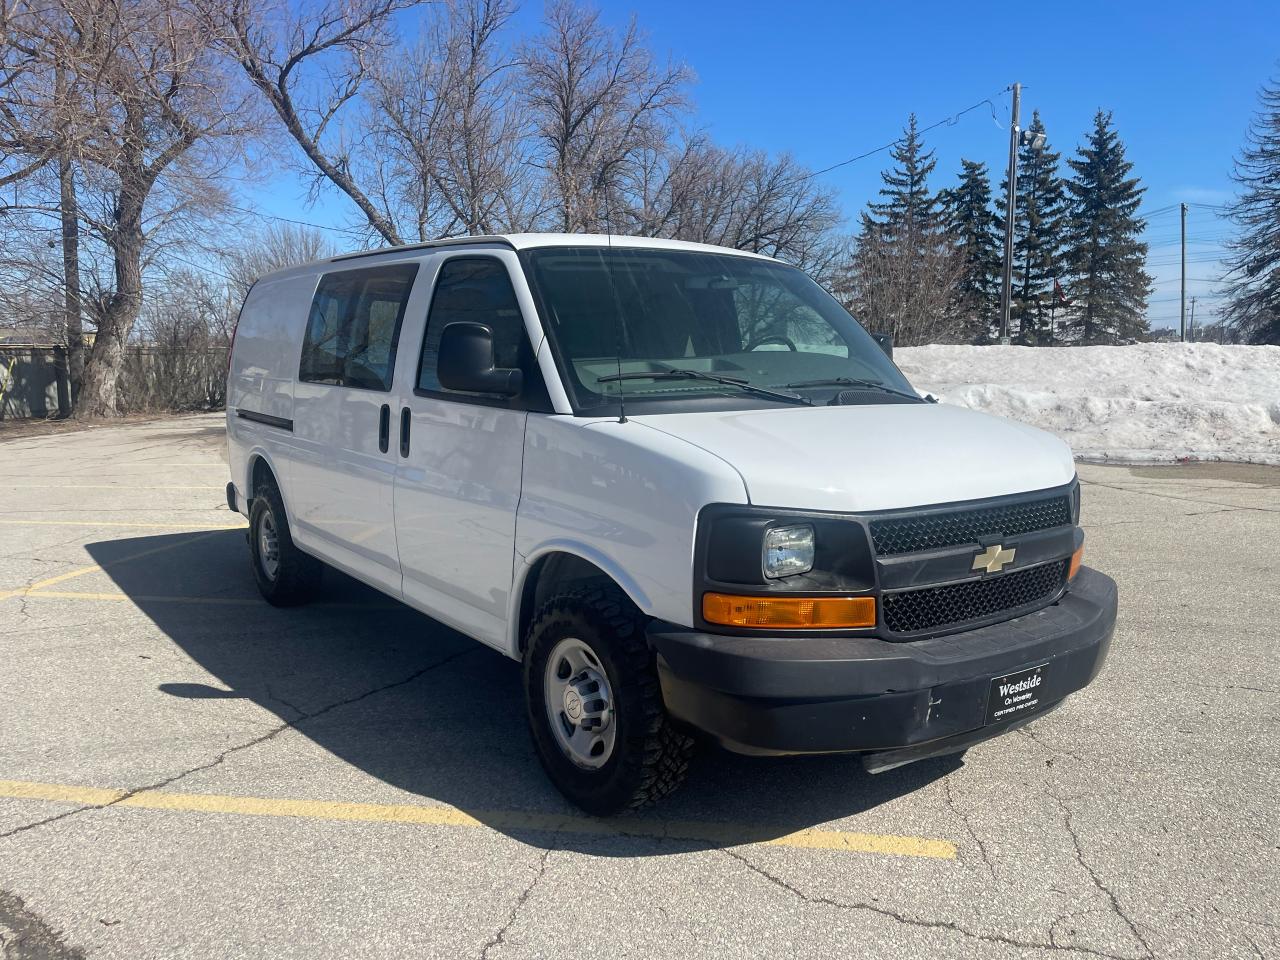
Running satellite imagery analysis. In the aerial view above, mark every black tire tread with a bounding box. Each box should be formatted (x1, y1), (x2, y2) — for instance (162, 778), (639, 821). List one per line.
(525, 584), (694, 813)
(249, 479), (322, 607)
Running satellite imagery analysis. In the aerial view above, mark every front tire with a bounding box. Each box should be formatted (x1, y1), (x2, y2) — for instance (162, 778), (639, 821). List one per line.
(523, 586), (694, 815)
(248, 479), (322, 606)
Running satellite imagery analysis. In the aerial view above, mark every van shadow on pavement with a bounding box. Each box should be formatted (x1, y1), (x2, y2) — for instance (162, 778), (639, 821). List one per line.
(85, 529), (958, 856)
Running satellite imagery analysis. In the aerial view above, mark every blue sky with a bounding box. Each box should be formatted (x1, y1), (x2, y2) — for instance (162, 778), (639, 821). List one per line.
(247, 0), (1280, 331)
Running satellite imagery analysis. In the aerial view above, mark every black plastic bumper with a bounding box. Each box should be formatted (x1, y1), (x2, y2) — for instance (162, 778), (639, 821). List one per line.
(648, 566), (1117, 758)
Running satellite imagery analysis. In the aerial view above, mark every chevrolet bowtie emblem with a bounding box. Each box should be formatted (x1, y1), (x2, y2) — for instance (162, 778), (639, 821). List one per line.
(973, 544), (1016, 574)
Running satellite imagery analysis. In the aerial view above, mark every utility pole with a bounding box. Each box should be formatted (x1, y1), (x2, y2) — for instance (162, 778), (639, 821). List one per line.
(1190, 296), (1197, 343)
(999, 82), (1021, 345)
(1179, 202), (1187, 342)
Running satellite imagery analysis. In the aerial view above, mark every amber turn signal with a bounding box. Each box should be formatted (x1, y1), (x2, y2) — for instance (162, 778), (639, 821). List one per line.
(1068, 544), (1084, 580)
(702, 593), (876, 629)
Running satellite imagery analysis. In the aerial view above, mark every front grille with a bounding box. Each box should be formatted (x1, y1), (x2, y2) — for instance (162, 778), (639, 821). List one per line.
(869, 493), (1072, 556)
(882, 560), (1068, 635)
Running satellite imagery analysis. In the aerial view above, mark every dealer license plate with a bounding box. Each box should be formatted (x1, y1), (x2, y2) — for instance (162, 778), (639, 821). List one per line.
(986, 663), (1049, 725)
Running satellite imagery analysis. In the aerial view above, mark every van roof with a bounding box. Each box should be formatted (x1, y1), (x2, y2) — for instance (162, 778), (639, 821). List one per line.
(256, 233), (781, 283)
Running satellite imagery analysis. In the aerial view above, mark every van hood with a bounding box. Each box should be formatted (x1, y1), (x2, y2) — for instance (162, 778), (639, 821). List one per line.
(630, 403), (1076, 512)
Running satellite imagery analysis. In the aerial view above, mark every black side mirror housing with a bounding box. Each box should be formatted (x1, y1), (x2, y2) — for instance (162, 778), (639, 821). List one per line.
(437, 322), (523, 396)
(871, 332), (894, 359)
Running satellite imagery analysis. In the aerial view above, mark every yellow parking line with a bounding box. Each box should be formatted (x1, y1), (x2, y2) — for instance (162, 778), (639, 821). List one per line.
(0, 528), (239, 601)
(0, 519), (245, 530)
(0, 779), (956, 860)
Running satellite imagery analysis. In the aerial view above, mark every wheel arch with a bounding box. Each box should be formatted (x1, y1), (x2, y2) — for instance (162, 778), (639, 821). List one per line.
(510, 544), (653, 657)
(243, 450), (293, 525)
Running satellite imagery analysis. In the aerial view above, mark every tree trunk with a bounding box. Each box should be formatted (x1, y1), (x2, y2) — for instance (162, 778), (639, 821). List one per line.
(58, 152), (84, 407)
(76, 187), (144, 418)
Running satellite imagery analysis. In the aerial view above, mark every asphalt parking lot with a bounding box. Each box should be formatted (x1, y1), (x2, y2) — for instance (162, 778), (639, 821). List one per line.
(1, 413), (1277, 960)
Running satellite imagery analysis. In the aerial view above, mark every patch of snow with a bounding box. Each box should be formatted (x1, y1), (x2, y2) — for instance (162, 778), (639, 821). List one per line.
(896, 342), (1280, 465)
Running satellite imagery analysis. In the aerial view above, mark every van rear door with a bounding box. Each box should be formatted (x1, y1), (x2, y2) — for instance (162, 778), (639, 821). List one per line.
(288, 262), (421, 595)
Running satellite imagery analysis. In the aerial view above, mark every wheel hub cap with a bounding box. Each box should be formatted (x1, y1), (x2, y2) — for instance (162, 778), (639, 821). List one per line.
(258, 509), (280, 581)
(544, 637), (616, 769)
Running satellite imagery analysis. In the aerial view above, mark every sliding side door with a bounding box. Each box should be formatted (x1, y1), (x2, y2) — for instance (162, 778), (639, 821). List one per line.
(289, 261), (421, 595)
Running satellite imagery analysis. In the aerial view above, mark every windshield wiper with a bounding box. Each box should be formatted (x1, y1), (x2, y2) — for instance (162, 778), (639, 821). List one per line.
(783, 376), (934, 403)
(598, 369), (812, 406)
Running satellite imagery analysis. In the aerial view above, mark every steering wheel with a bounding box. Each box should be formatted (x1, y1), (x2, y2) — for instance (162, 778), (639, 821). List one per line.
(744, 334), (798, 352)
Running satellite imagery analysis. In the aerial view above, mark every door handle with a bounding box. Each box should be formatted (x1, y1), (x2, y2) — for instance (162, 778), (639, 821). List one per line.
(399, 406), (411, 458)
(378, 404), (390, 454)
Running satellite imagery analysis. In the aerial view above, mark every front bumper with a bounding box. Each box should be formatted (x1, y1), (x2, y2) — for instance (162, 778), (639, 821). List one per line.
(648, 566), (1117, 758)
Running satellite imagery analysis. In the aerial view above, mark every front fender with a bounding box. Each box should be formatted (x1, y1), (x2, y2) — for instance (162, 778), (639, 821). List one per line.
(507, 540), (654, 655)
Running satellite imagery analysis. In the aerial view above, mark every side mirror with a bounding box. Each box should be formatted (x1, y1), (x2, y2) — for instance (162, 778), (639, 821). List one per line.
(871, 333), (894, 359)
(437, 322), (523, 396)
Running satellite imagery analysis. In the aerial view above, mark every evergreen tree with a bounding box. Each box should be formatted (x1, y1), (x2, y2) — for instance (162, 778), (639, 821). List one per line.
(1224, 75), (1280, 345)
(995, 112), (1070, 343)
(940, 159), (1001, 339)
(847, 115), (965, 345)
(1063, 111), (1152, 343)
(866, 114), (939, 242)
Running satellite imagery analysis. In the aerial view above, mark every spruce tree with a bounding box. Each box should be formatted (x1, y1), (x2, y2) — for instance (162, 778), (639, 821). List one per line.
(866, 114), (939, 242)
(940, 159), (1001, 339)
(1224, 75), (1280, 345)
(850, 115), (965, 344)
(995, 112), (1070, 343)
(1063, 111), (1153, 343)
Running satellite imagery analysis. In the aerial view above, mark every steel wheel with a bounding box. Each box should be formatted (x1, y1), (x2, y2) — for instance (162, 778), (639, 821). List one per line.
(543, 636), (616, 769)
(257, 507), (280, 582)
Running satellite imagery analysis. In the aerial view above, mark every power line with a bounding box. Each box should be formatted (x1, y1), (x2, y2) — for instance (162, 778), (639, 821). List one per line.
(153, 249), (238, 284)
(1147, 254), (1229, 267)
(223, 202), (370, 239)
(808, 86), (1010, 179)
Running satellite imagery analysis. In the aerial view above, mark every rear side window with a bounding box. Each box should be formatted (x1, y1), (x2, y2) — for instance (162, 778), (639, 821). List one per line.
(417, 258), (526, 394)
(299, 263), (419, 391)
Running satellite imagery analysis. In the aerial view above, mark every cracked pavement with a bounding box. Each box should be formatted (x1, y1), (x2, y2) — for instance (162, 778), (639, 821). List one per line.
(1, 414), (1277, 959)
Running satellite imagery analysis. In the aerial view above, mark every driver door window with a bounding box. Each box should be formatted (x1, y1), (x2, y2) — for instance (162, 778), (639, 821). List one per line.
(417, 258), (527, 396)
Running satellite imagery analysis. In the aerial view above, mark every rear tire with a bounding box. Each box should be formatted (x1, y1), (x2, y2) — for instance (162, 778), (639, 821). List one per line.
(523, 585), (694, 815)
(248, 479), (321, 606)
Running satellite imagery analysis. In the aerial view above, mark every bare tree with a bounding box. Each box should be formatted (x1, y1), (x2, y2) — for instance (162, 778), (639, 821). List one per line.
(0, 216), (66, 339)
(632, 138), (842, 273)
(837, 224), (968, 346)
(365, 0), (535, 238)
(1, 12), (89, 394)
(3, 0), (257, 416)
(210, 0), (426, 246)
(211, 0), (841, 268)
(121, 267), (234, 412)
(0, 5), (62, 188)
(222, 221), (337, 301)
(521, 0), (690, 232)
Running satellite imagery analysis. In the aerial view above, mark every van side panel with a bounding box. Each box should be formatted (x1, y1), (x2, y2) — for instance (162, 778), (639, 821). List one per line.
(226, 273), (316, 504)
(513, 416), (749, 650)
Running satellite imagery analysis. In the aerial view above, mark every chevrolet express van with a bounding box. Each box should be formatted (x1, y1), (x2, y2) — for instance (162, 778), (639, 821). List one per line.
(226, 234), (1118, 814)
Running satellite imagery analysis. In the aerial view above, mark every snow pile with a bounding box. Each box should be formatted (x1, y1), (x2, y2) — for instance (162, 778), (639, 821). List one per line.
(896, 342), (1280, 464)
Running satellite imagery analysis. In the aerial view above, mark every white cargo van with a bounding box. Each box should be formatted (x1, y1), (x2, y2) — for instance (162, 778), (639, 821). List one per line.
(226, 234), (1117, 814)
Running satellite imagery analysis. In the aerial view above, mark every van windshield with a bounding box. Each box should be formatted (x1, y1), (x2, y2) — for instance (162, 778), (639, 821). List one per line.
(520, 246), (916, 414)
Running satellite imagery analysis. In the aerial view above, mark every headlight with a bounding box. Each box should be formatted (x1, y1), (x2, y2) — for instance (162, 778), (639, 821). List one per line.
(763, 524), (815, 579)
